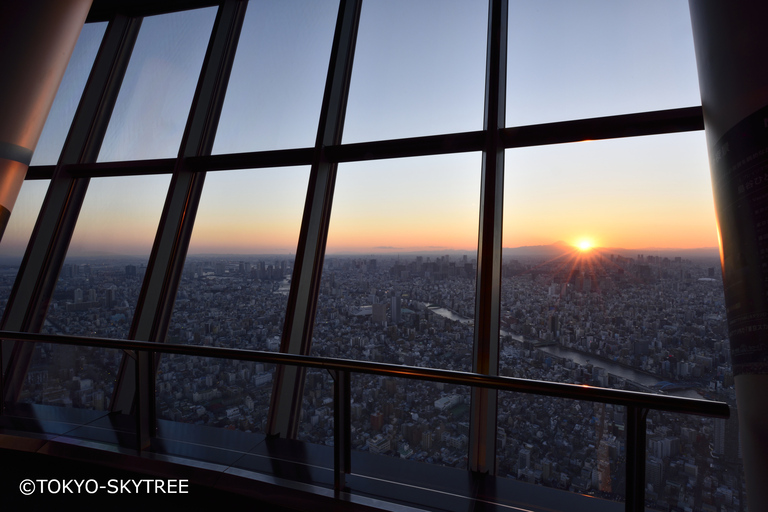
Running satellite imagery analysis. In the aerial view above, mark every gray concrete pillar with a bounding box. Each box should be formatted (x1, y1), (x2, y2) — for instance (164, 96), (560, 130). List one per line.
(0, 0), (92, 238)
(688, 3), (768, 510)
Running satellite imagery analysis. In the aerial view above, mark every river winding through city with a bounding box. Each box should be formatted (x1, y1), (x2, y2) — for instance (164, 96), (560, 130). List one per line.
(424, 302), (701, 399)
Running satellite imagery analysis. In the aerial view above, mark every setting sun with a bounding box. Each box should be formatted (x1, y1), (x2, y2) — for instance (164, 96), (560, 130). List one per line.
(576, 239), (594, 251)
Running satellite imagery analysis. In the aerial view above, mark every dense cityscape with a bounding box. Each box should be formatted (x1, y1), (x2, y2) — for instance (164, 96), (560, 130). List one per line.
(0, 245), (746, 511)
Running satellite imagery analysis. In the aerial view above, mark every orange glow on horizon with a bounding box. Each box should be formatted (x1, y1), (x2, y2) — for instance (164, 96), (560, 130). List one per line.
(325, 226), (478, 254)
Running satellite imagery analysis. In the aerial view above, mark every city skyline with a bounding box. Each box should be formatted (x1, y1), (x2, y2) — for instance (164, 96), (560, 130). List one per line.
(14, 244), (739, 510)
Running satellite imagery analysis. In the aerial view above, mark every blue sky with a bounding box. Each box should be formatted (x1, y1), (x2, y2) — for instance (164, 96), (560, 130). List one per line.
(2, 0), (715, 259)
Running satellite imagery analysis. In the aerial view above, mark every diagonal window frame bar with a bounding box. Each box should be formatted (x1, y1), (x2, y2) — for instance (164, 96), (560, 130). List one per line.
(108, 0), (248, 446)
(266, 0), (362, 439)
(1, 14), (143, 406)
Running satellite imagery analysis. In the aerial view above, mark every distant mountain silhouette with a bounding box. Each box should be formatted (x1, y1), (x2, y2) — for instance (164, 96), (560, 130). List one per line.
(0, 242), (719, 264)
(502, 241), (574, 258)
(502, 241), (719, 260)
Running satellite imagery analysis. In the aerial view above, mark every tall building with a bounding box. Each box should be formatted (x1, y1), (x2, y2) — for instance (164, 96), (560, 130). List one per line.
(390, 294), (401, 324)
(714, 417), (726, 456)
(371, 303), (387, 324)
(0, 1), (761, 511)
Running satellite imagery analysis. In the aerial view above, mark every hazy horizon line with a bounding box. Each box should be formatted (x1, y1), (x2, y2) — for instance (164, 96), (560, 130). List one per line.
(0, 242), (721, 263)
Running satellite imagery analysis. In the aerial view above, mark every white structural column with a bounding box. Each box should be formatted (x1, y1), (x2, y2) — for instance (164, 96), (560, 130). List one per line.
(689, 3), (768, 511)
(0, 0), (92, 238)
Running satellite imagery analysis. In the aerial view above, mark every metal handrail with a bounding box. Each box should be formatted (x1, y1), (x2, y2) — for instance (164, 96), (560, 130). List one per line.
(0, 330), (729, 417)
(0, 329), (730, 512)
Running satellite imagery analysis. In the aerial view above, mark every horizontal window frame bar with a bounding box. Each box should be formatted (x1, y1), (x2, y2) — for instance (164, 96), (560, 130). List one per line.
(86, 0), (220, 24)
(25, 159), (176, 180)
(24, 166), (56, 180)
(0, 330), (729, 419)
(502, 106), (704, 149)
(25, 106), (704, 179)
(187, 147), (316, 171)
(326, 130), (487, 162)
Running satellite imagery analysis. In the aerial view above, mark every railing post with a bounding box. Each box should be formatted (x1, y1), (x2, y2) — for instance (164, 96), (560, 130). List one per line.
(625, 406), (648, 512)
(135, 348), (155, 452)
(332, 369), (351, 492)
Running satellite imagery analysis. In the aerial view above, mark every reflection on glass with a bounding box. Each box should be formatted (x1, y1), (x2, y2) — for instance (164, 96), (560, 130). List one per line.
(310, 154), (481, 372)
(343, 0), (486, 143)
(496, 394), (615, 502)
(98, 8), (216, 162)
(354, 377), (471, 469)
(639, 410), (742, 510)
(692, 411), (746, 511)
(507, 0), (700, 126)
(169, 167), (309, 350)
(156, 355), (276, 434)
(31, 23), (107, 166)
(0, 180), (49, 318)
(299, 373), (471, 471)
(18, 175), (169, 410)
(213, 0), (338, 154)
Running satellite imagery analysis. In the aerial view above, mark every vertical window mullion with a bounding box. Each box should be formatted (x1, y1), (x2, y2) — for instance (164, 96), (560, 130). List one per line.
(470, 0), (507, 474)
(267, 0), (362, 439)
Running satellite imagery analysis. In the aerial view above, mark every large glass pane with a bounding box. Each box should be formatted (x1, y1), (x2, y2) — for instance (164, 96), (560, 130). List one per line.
(98, 8), (216, 162)
(501, 132), (719, 383)
(163, 167), (309, 431)
(310, 154), (481, 370)
(169, 167), (309, 348)
(299, 154), (481, 459)
(0, 180), (49, 318)
(30, 23), (107, 166)
(507, 0), (701, 126)
(19, 175), (170, 409)
(504, 133), (715, 251)
(212, 0), (338, 154)
(498, 132), (745, 508)
(343, 0), (487, 143)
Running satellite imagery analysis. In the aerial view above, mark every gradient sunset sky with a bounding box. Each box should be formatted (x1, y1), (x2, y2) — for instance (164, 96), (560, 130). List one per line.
(2, 0), (716, 259)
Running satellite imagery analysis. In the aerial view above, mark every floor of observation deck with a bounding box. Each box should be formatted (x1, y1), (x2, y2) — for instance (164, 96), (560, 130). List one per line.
(0, 403), (624, 512)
